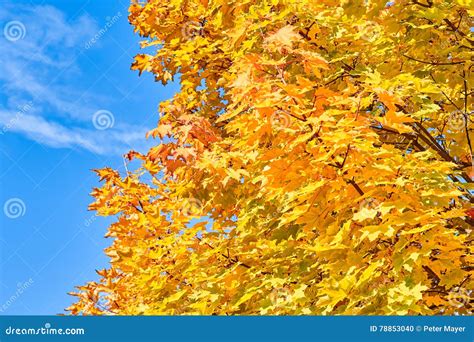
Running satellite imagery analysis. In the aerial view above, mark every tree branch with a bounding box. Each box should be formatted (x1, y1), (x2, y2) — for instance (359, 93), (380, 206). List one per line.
(403, 54), (465, 66)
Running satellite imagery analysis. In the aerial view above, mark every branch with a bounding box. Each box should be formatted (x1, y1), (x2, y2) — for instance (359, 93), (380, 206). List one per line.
(348, 179), (364, 196)
(444, 19), (474, 45)
(412, 0), (433, 8)
(402, 54), (465, 66)
(196, 237), (264, 272)
(462, 70), (473, 172)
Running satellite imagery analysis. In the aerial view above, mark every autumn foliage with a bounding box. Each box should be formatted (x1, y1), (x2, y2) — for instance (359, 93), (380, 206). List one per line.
(68, 0), (473, 315)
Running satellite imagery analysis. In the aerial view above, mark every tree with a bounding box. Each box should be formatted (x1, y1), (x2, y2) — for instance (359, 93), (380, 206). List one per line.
(68, 0), (473, 315)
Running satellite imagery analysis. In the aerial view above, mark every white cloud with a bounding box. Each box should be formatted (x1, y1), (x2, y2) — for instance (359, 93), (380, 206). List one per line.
(0, 109), (150, 155)
(0, 4), (149, 155)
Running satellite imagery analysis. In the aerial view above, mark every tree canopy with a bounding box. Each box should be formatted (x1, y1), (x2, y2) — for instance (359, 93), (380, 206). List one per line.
(68, 0), (473, 315)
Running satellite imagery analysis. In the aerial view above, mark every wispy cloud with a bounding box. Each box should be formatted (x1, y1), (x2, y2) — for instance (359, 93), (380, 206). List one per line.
(0, 4), (150, 155)
(0, 109), (148, 155)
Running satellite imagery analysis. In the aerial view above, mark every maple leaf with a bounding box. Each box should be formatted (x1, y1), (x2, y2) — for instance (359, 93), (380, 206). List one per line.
(264, 25), (300, 51)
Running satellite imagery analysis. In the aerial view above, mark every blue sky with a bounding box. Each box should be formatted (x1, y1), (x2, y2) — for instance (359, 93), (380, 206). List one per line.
(0, 0), (177, 314)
